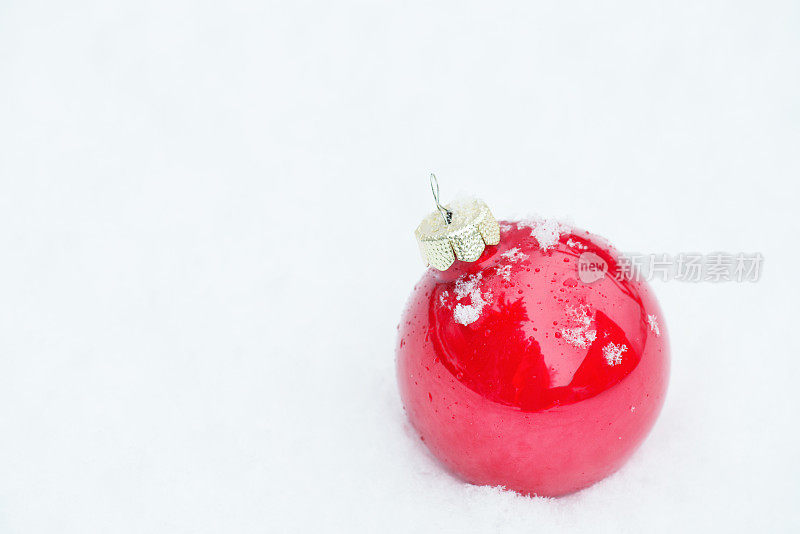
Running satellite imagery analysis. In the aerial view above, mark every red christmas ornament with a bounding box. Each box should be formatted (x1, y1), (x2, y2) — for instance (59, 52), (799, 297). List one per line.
(397, 176), (669, 497)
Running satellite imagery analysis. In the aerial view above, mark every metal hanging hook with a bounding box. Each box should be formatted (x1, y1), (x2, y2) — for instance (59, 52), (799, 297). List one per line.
(429, 173), (453, 225)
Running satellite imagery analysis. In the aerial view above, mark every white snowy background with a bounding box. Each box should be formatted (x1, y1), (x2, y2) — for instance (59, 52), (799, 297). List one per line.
(1, 1), (798, 532)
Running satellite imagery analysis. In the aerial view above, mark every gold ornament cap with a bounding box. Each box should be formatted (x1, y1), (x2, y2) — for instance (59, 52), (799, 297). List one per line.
(414, 174), (501, 271)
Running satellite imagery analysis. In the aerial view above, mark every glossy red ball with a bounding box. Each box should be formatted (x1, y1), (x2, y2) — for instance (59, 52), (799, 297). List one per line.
(396, 220), (669, 497)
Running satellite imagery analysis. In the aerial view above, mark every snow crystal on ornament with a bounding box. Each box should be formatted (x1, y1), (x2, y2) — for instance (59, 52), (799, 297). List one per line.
(566, 238), (587, 250)
(498, 222), (513, 232)
(439, 290), (449, 306)
(560, 304), (597, 348)
(602, 342), (628, 366)
(500, 247), (528, 263)
(495, 264), (512, 281)
(647, 314), (660, 336)
(453, 273), (491, 326)
(517, 217), (571, 251)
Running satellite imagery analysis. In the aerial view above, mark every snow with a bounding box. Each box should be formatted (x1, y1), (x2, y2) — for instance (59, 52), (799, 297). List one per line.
(453, 303), (480, 325)
(566, 238), (588, 250)
(495, 264), (512, 281)
(648, 314), (661, 336)
(561, 304), (597, 348)
(494, 247), (526, 281)
(453, 273), (490, 325)
(517, 217), (571, 251)
(0, 2), (797, 533)
(602, 342), (628, 366)
(500, 247), (528, 263)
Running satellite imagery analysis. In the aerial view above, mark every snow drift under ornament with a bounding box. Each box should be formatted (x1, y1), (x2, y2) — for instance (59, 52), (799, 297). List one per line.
(396, 178), (669, 497)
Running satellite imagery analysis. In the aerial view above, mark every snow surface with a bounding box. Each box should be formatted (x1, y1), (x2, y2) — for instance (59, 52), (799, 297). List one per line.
(0, 2), (798, 533)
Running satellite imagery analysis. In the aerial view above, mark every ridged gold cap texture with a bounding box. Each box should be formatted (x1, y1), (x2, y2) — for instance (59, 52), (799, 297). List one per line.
(414, 198), (501, 271)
